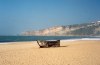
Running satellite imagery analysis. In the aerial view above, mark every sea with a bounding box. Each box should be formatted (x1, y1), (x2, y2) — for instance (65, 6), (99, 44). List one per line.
(0, 36), (100, 43)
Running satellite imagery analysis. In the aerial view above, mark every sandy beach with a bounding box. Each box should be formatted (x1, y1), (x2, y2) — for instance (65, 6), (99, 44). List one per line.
(0, 40), (100, 65)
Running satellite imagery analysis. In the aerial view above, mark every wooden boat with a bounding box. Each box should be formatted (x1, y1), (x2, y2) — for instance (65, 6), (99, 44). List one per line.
(37, 40), (60, 48)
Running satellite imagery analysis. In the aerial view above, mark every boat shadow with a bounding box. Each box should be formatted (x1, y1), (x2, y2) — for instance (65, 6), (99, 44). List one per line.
(59, 45), (69, 47)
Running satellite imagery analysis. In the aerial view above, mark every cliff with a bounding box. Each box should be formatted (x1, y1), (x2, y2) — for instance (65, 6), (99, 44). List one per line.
(21, 21), (100, 36)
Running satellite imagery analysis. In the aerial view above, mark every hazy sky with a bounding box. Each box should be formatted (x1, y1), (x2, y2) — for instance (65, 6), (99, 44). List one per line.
(0, 0), (100, 35)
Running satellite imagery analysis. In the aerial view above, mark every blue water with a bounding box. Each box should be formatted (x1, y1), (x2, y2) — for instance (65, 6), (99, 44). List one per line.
(0, 36), (99, 42)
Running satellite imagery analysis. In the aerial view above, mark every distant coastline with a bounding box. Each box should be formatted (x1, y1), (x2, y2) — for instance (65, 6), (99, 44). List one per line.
(21, 21), (100, 36)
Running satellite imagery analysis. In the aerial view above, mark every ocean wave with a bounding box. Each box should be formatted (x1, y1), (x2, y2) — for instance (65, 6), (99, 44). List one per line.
(61, 38), (100, 42)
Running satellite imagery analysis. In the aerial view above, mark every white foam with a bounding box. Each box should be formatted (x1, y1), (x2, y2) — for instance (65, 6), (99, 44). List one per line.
(81, 38), (100, 40)
(61, 38), (100, 42)
(0, 43), (10, 44)
(61, 39), (80, 42)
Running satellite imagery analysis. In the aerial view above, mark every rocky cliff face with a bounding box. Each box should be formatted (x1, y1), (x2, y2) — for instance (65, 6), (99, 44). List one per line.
(21, 21), (100, 36)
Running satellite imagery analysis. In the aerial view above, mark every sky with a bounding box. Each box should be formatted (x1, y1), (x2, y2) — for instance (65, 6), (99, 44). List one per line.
(0, 0), (100, 35)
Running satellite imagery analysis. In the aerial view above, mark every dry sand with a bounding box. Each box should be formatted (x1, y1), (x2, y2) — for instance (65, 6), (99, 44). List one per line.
(0, 40), (100, 65)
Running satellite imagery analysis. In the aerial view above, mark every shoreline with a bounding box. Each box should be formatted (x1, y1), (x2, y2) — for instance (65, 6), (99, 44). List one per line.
(0, 38), (100, 44)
